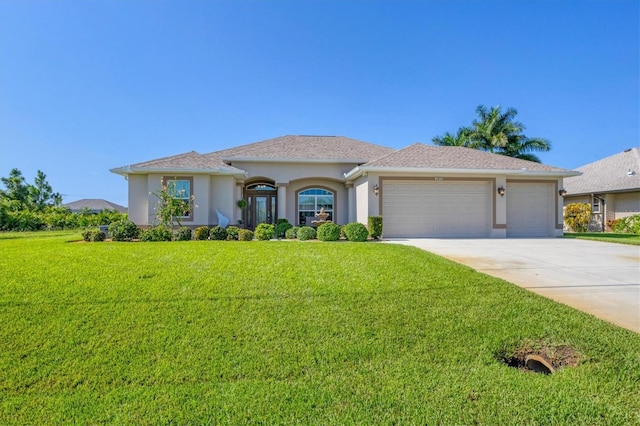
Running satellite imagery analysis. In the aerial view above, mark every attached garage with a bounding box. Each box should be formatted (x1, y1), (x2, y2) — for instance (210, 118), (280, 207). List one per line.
(382, 179), (492, 238)
(506, 181), (555, 237)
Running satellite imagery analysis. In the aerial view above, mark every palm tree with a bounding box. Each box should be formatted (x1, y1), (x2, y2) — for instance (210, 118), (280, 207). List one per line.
(432, 126), (475, 147)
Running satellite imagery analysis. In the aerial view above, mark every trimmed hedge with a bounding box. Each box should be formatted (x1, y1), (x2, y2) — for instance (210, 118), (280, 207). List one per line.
(226, 226), (240, 241)
(255, 223), (275, 241)
(82, 228), (105, 242)
(139, 226), (172, 242)
(275, 219), (292, 239)
(344, 222), (368, 242)
(194, 226), (209, 240)
(612, 214), (640, 234)
(317, 222), (341, 241)
(175, 227), (192, 241)
(210, 226), (228, 241)
(108, 220), (139, 242)
(368, 216), (383, 239)
(297, 226), (316, 241)
(238, 229), (254, 241)
(285, 226), (300, 239)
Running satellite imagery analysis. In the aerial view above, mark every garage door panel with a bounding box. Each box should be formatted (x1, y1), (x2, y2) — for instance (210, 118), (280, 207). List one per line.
(506, 182), (553, 237)
(383, 180), (492, 238)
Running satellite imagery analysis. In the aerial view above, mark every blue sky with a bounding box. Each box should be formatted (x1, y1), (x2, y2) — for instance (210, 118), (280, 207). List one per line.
(1, 0), (638, 207)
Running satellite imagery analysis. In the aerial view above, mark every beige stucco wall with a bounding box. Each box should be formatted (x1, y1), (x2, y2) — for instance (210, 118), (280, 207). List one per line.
(614, 192), (640, 219)
(232, 162), (355, 182)
(286, 178), (348, 225)
(127, 175), (149, 225)
(210, 175), (235, 226)
(355, 175), (369, 225)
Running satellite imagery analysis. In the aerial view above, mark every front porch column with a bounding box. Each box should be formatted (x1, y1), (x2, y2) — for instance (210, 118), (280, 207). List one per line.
(346, 182), (355, 223)
(235, 181), (244, 225)
(276, 183), (289, 222)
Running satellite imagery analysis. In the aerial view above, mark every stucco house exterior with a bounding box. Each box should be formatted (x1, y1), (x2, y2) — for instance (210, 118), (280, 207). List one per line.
(110, 135), (579, 238)
(563, 147), (640, 231)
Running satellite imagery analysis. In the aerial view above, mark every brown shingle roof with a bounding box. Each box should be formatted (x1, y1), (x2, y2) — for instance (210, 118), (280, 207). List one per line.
(361, 143), (573, 173)
(207, 135), (395, 162)
(564, 147), (640, 195)
(116, 151), (244, 173)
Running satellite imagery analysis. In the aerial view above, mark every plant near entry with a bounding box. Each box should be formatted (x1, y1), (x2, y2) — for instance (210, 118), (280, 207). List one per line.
(275, 219), (292, 238)
(152, 178), (195, 228)
(368, 216), (383, 239)
(317, 222), (341, 241)
(344, 222), (369, 242)
(564, 203), (591, 232)
(254, 223), (275, 240)
(226, 226), (240, 241)
(297, 226), (316, 241)
(108, 220), (139, 241)
(194, 226), (209, 240)
(285, 226), (299, 239)
(175, 227), (192, 241)
(238, 229), (254, 241)
(210, 226), (228, 241)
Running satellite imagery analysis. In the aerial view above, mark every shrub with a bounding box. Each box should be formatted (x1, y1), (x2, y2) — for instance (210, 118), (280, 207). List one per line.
(275, 219), (292, 239)
(194, 226), (209, 240)
(139, 226), (172, 242)
(368, 216), (383, 239)
(255, 223), (275, 240)
(612, 214), (640, 234)
(175, 227), (192, 241)
(340, 224), (347, 240)
(82, 228), (105, 242)
(317, 222), (341, 241)
(344, 222), (369, 242)
(210, 226), (228, 241)
(226, 226), (240, 241)
(564, 203), (591, 232)
(238, 229), (254, 241)
(297, 226), (316, 241)
(108, 220), (139, 241)
(285, 226), (300, 239)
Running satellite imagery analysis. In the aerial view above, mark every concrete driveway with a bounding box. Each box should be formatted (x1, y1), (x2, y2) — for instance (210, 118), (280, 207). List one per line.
(385, 238), (640, 333)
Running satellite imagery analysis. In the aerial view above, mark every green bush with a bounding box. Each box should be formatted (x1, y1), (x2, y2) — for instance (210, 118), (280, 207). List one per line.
(612, 214), (640, 234)
(108, 220), (139, 241)
(344, 222), (369, 242)
(210, 226), (228, 241)
(317, 222), (341, 241)
(255, 223), (275, 241)
(275, 219), (292, 239)
(226, 226), (240, 241)
(194, 226), (209, 240)
(238, 229), (254, 241)
(285, 226), (300, 239)
(82, 228), (105, 242)
(340, 224), (347, 240)
(368, 216), (383, 239)
(139, 226), (172, 242)
(297, 226), (316, 241)
(564, 203), (591, 232)
(175, 227), (192, 241)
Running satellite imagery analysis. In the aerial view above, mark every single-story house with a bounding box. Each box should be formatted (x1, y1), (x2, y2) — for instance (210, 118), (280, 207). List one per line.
(63, 198), (128, 214)
(563, 147), (640, 231)
(110, 135), (579, 238)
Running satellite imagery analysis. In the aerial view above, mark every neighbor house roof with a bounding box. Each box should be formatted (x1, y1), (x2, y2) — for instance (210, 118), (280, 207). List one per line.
(63, 199), (127, 213)
(563, 147), (640, 195)
(345, 143), (579, 178)
(209, 135), (395, 163)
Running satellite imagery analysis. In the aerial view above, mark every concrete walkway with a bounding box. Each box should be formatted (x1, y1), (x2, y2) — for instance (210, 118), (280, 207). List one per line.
(385, 238), (640, 333)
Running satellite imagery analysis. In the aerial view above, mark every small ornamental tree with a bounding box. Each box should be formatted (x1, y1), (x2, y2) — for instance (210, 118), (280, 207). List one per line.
(152, 178), (194, 228)
(564, 203), (591, 232)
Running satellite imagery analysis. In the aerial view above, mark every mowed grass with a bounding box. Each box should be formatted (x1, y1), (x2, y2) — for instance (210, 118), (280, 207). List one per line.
(563, 232), (640, 246)
(1, 233), (639, 424)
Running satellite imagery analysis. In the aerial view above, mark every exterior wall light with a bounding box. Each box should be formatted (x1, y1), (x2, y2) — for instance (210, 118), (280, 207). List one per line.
(558, 188), (567, 197)
(373, 184), (380, 196)
(497, 186), (506, 197)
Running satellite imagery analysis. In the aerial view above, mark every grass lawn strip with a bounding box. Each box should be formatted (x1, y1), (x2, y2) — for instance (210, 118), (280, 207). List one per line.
(1, 233), (639, 424)
(563, 232), (640, 245)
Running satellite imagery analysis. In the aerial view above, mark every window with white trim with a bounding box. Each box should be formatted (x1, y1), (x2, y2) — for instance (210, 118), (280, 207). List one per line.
(592, 197), (601, 214)
(298, 188), (334, 225)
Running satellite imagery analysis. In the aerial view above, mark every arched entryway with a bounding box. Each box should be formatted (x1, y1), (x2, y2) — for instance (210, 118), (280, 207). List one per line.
(243, 181), (277, 229)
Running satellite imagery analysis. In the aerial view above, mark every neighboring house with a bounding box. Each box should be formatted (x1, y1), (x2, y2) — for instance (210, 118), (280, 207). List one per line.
(63, 199), (128, 214)
(563, 147), (640, 231)
(110, 135), (579, 238)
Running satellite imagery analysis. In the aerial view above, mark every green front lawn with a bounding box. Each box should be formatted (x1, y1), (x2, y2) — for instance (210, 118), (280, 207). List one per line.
(1, 233), (639, 424)
(563, 232), (640, 246)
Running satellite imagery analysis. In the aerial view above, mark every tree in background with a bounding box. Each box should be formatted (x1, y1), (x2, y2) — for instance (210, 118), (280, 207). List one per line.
(432, 105), (551, 163)
(0, 168), (61, 210)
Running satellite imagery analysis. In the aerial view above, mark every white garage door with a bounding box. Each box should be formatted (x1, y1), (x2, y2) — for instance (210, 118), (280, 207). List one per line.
(506, 182), (554, 237)
(383, 180), (492, 238)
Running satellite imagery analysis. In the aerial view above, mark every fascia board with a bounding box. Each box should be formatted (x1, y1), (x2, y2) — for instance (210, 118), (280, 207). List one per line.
(109, 167), (247, 178)
(354, 166), (582, 178)
(222, 156), (368, 164)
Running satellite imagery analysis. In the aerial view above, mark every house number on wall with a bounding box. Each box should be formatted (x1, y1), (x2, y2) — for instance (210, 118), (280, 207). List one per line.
(434, 177), (444, 181)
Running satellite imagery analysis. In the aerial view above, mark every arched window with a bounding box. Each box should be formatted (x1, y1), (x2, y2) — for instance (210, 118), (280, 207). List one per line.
(298, 188), (334, 225)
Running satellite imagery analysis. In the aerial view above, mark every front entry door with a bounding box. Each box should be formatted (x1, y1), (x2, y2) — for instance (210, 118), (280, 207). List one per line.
(246, 193), (277, 229)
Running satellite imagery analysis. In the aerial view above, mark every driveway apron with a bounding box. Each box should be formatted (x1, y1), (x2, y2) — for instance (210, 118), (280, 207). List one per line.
(385, 238), (640, 333)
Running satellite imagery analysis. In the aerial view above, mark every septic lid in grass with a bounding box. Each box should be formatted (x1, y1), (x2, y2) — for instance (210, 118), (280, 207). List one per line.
(496, 339), (582, 374)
